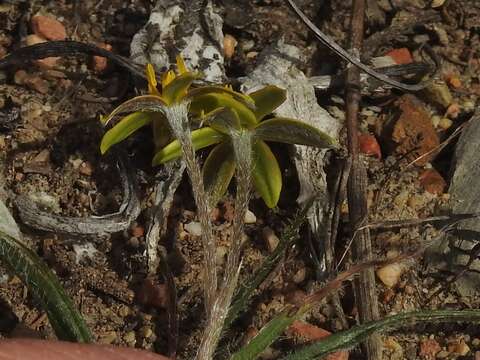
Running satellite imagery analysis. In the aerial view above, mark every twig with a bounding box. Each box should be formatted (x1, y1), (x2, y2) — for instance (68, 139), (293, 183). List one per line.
(344, 1), (382, 359)
(285, 0), (430, 91)
(15, 154), (141, 236)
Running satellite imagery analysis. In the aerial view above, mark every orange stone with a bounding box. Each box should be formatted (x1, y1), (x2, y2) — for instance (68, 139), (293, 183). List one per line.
(31, 15), (67, 41)
(419, 338), (441, 359)
(386, 48), (413, 65)
(419, 169), (447, 195)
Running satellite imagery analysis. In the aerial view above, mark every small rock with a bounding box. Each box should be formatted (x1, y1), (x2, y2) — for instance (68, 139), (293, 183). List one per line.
(423, 81), (453, 109)
(287, 321), (349, 360)
(139, 326), (153, 339)
(359, 133), (381, 159)
(431, 0), (446, 7)
(244, 209), (256, 224)
(24, 75), (49, 94)
(385, 48), (413, 65)
(79, 161), (93, 176)
(92, 43), (112, 73)
(419, 169), (446, 195)
(472, 338), (480, 348)
(24, 34), (59, 68)
(384, 337), (404, 359)
(223, 34), (238, 60)
(14, 70), (28, 85)
(184, 221), (202, 236)
(445, 103), (460, 119)
(262, 227), (279, 252)
(118, 305), (130, 318)
(435, 350), (449, 359)
(438, 117), (452, 130)
(292, 267), (306, 284)
(31, 15), (67, 40)
(131, 224), (145, 238)
(136, 278), (168, 308)
(419, 338), (441, 359)
(383, 95), (440, 166)
(376, 263), (403, 288)
(98, 330), (117, 344)
(123, 331), (136, 345)
(446, 75), (462, 89)
(448, 340), (470, 356)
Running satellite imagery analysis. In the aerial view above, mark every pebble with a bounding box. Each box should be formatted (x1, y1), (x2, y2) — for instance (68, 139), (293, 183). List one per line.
(292, 267), (306, 284)
(98, 330), (117, 344)
(358, 133), (381, 159)
(419, 169), (446, 195)
(423, 81), (452, 109)
(184, 221), (202, 236)
(92, 43), (112, 73)
(472, 338), (480, 347)
(419, 338), (441, 359)
(118, 305), (130, 318)
(79, 161), (93, 176)
(438, 117), (452, 130)
(244, 209), (256, 224)
(140, 326), (153, 339)
(448, 341), (470, 356)
(123, 331), (136, 345)
(31, 15), (67, 40)
(376, 263), (403, 288)
(262, 227), (279, 253)
(223, 34), (238, 60)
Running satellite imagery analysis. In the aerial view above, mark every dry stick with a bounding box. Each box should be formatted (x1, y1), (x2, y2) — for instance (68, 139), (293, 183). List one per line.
(345, 1), (382, 360)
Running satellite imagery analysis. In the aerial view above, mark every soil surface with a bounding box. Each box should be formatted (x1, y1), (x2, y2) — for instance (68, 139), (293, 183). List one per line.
(1, 1), (480, 359)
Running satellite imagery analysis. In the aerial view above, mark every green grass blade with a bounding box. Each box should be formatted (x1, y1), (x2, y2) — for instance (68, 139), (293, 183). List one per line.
(0, 230), (93, 342)
(230, 311), (298, 360)
(281, 309), (480, 360)
(224, 201), (312, 329)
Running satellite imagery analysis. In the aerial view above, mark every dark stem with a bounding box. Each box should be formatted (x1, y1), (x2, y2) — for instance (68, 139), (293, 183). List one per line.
(345, 1), (382, 359)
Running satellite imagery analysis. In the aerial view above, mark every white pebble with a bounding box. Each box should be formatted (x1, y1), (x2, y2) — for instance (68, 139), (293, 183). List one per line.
(244, 209), (256, 224)
(184, 221), (202, 236)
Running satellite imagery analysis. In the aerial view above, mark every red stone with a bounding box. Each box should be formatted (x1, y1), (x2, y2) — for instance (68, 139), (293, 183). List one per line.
(385, 48), (413, 65)
(359, 133), (382, 159)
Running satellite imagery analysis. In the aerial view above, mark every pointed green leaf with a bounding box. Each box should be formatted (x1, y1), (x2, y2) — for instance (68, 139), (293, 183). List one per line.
(162, 72), (200, 104)
(152, 127), (226, 165)
(249, 85), (286, 120)
(188, 86), (255, 110)
(100, 112), (154, 154)
(189, 93), (258, 128)
(101, 95), (166, 126)
(203, 142), (236, 205)
(252, 140), (282, 208)
(205, 107), (241, 134)
(255, 117), (338, 148)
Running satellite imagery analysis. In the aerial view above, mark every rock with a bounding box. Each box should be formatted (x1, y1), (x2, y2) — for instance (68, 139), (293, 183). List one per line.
(184, 221), (202, 236)
(431, 0), (446, 7)
(24, 34), (59, 68)
(376, 263), (403, 288)
(419, 169), (446, 195)
(419, 338), (441, 359)
(384, 337), (404, 360)
(385, 48), (413, 65)
(24, 75), (49, 94)
(223, 34), (237, 60)
(139, 326), (153, 339)
(292, 267), (306, 284)
(448, 340), (470, 356)
(438, 117), (452, 130)
(244, 209), (256, 224)
(31, 15), (67, 41)
(359, 133), (381, 159)
(445, 103), (460, 119)
(123, 331), (136, 345)
(79, 161), (93, 176)
(287, 321), (349, 360)
(383, 95), (440, 166)
(262, 227), (279, 252)
(92, 43), (112, 73)
(422, 81), (453, 109)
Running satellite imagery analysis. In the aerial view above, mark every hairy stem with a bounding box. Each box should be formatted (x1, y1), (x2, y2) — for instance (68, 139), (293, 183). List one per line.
(164, 103), (218, 316)
(196, 130), (252, 360)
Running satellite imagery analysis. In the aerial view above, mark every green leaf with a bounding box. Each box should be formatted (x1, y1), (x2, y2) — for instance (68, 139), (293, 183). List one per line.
(255, 117), (338, 148)
(189, 93), (258, 128)
(101, 95), (166, 126)
(230, 311), (298, 360)
(206, 107), (241, 134)
(0, 202), (92, 343)
(162, 72), (199, 104)
(281, 310), (480, 360)
(100, 112), (154, 154)
(252, 140), (282, 208)
(152, 127), (226, 165)
(203, 142), (236, 205)
(249, 85), (286, 120)
(188, 86), (255, 110)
